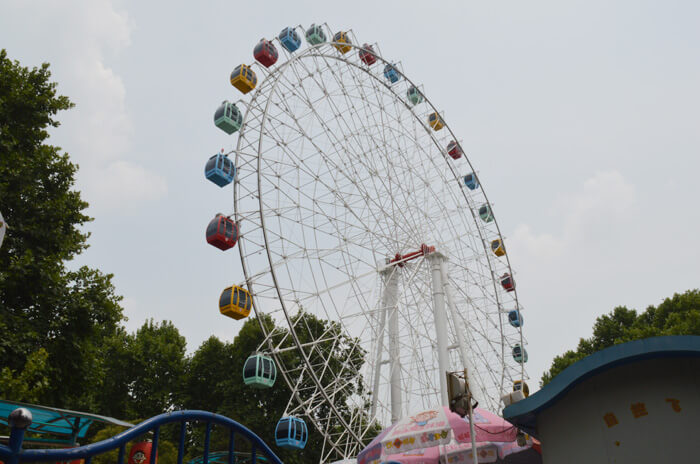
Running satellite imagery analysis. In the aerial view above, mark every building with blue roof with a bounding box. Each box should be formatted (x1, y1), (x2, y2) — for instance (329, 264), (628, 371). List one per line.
(503, 336), (700, 463)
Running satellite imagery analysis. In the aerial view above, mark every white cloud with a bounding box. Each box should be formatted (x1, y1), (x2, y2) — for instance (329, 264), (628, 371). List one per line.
(49, 1), (133, 162)
(511, 224), (565, 262)
(511, 170), (636, 260)
(85, 161), (168, 211)
(507, 171), (638, 386)
(65, 57), (132, 161)
(1, 0), (166, 210)
(558, 170), (636, 242)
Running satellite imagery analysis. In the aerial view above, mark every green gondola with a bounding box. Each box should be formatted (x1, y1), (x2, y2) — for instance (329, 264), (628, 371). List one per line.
(243, 353), (276, 388)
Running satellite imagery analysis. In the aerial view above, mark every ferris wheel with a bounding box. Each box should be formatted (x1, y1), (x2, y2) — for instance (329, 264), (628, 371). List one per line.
(206, 23), (528, 463)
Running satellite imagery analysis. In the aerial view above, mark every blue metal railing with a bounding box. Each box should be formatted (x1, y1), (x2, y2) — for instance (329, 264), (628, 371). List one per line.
(0, 409), (283, 464)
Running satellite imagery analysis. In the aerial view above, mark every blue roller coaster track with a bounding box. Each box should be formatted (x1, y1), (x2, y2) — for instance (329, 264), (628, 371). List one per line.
(0, 409), (283, 464)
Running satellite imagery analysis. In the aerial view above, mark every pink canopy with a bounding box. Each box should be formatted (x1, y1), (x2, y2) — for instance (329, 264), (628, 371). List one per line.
(380, 406), (517, 454)
(383, 437), (538, 464)
(385, 441), (500, 464)
(358, 406), (518, 464)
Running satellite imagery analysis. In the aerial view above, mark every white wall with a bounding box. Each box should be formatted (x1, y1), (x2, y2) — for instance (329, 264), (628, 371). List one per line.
(537, 357), (700, 463)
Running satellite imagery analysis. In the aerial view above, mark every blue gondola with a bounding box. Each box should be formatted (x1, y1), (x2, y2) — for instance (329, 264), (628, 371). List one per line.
(383, 63), (400, 84)
(508, 309), (523, 328)
(214, 101), (242, 135)
(512, 344), (528, 363)
(205, 153), (236, 187)
(275, 416), (307, 449)
(279, 27), (301, 52)
(463, 173), (479, 190)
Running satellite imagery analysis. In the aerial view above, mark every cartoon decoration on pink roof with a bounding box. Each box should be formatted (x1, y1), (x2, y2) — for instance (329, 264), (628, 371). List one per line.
(411, 410), (439, 426)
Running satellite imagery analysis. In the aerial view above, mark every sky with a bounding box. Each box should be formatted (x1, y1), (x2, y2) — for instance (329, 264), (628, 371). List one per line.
(2, 0), (699, 395)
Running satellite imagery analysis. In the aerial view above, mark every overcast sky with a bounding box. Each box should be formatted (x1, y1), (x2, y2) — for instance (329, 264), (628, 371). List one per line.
(2, 0), (699, 394)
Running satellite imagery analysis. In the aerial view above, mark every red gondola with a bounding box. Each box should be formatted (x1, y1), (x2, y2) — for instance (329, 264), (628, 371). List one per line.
(447, 141), (462, 160)
(206, 214), (238, 251)
(359, 44), (377, 66)
(254, 39), (279, 68)
(501, 273), (515, 292)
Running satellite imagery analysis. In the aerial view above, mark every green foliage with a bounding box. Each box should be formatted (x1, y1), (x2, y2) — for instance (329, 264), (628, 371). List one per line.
(92, 320), (187, 421)
(0, 48), (124, 411)
(126, 320), (187, 418)
(541, 289), (700, 386)
(0, 348), (50, 402)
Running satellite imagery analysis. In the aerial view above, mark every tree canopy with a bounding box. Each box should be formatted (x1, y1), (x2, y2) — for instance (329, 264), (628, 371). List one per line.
(0, 49), (124, 410)
(541, 289), (700, 386)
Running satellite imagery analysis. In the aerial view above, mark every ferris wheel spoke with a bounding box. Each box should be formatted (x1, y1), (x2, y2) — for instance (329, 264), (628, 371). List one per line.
(312, 55), (431, 249)
(256, 96), (410, 253)
(288, 57), (427, 240)
(270, 71), (424, 249)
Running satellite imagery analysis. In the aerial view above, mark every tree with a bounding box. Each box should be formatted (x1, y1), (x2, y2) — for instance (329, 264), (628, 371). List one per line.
(123, 320), (187, 419)
(181, 336), (237, 413)
(541, 289), (700, 385)
(0, 49), (124, 410)
(93, 328), (133, 419)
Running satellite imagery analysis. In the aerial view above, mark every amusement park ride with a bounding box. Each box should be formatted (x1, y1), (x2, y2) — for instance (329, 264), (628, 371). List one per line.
(204, 22), (530, 463)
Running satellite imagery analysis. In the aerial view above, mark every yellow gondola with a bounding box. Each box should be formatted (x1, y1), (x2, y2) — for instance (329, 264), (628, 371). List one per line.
(230, 64), (258, 94)
(332, 31), (352, 54)
(219, 285), (252, 320)
(491, 238), (506, 257)
(428, 112), (444, 131)
(514, 380), (530, 397)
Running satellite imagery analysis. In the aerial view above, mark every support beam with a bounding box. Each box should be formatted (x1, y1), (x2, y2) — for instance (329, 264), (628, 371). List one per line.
(439, 258), (478, 404)
(370, 268), (392, 419)
(383, 267), (401, 422)
(428, 252), (450, 407)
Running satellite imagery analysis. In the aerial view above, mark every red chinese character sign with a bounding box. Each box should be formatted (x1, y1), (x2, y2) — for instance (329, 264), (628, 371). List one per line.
(666, 398), (681, 413)
(630, 402), (649, 418)
(603, 412), (619, 428)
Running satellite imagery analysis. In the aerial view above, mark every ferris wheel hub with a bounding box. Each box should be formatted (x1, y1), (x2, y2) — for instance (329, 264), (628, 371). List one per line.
(388, 244), (436, 267)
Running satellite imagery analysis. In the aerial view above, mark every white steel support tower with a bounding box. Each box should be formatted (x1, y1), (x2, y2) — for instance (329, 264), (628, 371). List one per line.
(428, 251), (451, 408)
(374, 265), (401, 422)
(370, 245), (473, 422)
